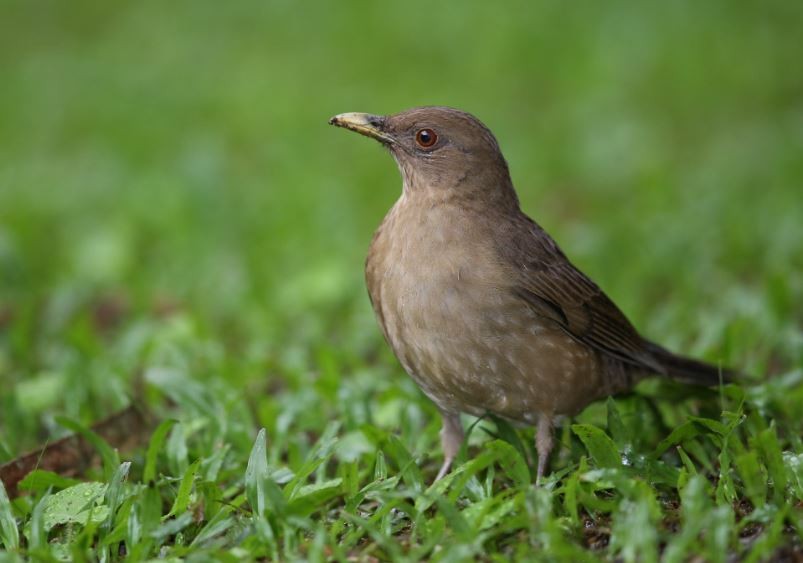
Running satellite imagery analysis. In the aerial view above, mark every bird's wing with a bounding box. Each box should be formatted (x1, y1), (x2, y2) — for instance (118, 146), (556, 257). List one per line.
(505, 217), (665, 374)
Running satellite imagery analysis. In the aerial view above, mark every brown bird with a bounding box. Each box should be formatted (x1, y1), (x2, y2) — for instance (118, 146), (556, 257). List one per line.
(329, 106), (732, 482)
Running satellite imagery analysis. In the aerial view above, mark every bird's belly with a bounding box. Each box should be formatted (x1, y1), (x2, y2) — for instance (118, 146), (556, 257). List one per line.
(377, 277), (604, 420)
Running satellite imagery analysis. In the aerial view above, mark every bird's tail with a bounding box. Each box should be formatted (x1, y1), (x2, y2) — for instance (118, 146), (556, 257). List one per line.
(646, 341), (736, 386)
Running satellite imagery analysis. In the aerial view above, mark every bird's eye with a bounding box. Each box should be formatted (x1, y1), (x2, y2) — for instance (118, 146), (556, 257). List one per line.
(415, 128), (438, 148)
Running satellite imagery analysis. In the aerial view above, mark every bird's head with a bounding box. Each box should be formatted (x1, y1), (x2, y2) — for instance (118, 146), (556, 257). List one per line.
(330, 106), (518, 208)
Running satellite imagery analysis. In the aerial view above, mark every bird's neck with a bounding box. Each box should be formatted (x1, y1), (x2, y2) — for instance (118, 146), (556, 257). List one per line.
(401, 167), (520, 214)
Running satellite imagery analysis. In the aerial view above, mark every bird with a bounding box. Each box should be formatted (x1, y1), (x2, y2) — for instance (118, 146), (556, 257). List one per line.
(329, 106), (733, 482)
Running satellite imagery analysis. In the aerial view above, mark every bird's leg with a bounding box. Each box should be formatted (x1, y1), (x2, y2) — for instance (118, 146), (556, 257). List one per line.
(535, 413), (554, 484)
(434, 411), (464, 482)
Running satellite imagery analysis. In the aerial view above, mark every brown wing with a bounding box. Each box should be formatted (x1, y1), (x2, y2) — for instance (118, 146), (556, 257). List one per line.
(503, 215), (665, 374)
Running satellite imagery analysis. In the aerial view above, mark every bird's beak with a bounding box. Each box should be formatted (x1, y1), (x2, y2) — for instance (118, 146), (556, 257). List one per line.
(329, 113), (394, 144)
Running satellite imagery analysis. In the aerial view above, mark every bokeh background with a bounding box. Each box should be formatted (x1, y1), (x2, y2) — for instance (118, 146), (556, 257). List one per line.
(2, 0), (802, 461)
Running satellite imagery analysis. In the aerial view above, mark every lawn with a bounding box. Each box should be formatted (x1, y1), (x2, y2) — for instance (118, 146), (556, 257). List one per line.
(1, 0), (802, 560)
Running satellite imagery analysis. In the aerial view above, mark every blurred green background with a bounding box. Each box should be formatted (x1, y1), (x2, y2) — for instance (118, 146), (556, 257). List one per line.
(1, 0), (802, 450)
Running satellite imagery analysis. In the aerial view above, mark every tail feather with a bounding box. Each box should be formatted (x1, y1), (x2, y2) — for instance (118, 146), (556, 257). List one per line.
(646, 341), (736, 386)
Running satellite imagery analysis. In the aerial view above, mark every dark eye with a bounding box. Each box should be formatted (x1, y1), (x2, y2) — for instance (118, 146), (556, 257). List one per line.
(415, 128), (438, 148)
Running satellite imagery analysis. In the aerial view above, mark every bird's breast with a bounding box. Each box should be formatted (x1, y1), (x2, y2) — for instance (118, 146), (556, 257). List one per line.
(364, 199), (609, 419)
(366, 201), (511, 337)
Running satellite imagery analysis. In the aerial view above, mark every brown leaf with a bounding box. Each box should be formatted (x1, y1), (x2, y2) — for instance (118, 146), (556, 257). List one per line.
(0, 404), (153, 498)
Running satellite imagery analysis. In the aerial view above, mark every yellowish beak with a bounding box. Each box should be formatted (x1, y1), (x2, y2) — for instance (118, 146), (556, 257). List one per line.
(329, 112), (394, 144)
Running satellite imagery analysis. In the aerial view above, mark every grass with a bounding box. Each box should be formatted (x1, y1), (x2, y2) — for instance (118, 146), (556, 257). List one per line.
(1, 0), (802, 560)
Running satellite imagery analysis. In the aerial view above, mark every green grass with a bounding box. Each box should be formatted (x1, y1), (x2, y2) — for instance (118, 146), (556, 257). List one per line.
(1, 0), (803, 560)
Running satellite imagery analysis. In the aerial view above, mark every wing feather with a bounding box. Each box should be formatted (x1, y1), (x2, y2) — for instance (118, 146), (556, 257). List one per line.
(503, 216), (664, 374)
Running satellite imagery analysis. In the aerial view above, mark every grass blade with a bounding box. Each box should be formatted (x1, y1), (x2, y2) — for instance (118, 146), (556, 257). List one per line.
(144, 419), (176, 484)
(0, 480), (19, 550)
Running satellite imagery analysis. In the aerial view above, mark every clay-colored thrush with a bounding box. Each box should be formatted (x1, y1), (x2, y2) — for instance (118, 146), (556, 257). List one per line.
(330, 107), (733, 481)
